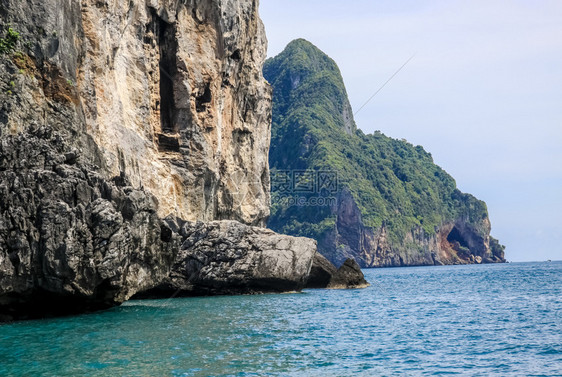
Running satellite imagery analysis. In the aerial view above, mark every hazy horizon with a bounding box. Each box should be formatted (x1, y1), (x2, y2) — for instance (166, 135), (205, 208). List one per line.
(260, 0), (562, 262)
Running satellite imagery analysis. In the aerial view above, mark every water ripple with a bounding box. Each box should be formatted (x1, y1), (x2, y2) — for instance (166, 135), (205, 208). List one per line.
(0, 262), (561, 376)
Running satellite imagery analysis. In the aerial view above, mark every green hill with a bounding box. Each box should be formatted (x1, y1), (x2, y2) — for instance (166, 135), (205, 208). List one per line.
(264, 39), (505, 267)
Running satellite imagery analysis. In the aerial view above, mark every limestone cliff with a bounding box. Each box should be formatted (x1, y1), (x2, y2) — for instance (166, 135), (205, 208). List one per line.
(265, 39), (506, 268)
(4, 0), (271, 225)
(0, 0), (275, 320)
(322, 190), (505, 267)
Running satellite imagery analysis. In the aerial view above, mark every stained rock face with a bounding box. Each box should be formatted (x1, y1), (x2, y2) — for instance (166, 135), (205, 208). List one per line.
(136, 220), (317, 296)
(0, 0), (273, 320)
(1, 0), (271, 225)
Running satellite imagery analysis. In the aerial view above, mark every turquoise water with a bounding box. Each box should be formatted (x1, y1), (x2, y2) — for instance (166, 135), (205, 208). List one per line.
(1, 262), (561, 376)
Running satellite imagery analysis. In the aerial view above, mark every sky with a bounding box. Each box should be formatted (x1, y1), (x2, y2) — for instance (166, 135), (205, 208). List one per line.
(259, 0), (562, 262)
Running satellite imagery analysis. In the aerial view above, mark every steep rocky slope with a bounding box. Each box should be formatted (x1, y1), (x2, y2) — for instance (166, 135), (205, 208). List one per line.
(1, 0), (271, 225)
(0, 0), (322, 321)
(265, 39), (506, 268)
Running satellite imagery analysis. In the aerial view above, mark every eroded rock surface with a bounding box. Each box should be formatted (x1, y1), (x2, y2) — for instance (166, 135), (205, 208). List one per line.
(305, 252), (337, 289)
(136, 220), (317, 296)
(0, 129), (180, 321)
(321, 190), (506, 268)
(0, 0), (273, 320)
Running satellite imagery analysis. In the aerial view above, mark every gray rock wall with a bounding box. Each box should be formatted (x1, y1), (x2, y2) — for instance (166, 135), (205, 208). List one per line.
(0, 0), (275, 320)
(0, 128), (180, 320)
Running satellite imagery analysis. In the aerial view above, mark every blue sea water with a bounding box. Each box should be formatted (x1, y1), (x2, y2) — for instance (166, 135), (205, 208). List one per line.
(1, 261), (561, 376)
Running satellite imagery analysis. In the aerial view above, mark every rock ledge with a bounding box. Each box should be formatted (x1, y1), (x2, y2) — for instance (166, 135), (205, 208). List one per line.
(135, 220), (317, 297)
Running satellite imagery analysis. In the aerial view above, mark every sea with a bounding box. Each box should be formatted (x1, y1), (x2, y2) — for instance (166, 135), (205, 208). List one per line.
(1, 261), (561, 376)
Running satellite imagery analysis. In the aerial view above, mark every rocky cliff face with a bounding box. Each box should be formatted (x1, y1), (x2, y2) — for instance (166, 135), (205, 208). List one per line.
(0, 129), (181, 320)
(1, 0), (271, 225)
(0, 0), (276, 320)
(265, 39), (506, 268)
(323, 190), (505, 267)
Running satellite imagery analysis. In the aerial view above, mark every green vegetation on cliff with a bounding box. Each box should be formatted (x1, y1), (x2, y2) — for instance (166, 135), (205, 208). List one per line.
(0, 26), (20, 55)
(265, 39), (499, 250)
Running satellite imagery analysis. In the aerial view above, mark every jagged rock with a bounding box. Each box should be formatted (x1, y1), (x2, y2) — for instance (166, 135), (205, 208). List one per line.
(0, 130), (180, 321)
(305, 252), (337, 289)
(305, 254), (369, 289)
(0, 0), (274, 321)
(136, 220), (317, 297)
(327, 259), (370, 289)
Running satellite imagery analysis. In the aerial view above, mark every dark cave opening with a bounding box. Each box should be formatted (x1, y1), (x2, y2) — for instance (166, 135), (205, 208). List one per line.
(157, 133), (180, 152)
(196, 83), (212, 112)
(147, 9), (181, 153)
(230, 49), (241, 61)
(447, 226), (469, 249)
(156, 14), (178, 135)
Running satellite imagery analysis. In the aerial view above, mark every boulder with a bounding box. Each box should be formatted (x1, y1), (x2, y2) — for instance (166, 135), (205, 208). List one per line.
(327, 259), (370, 289)
(305, 252), (337, 288)
(305, 254), (369, 289)
(135, 220), (317, 297)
